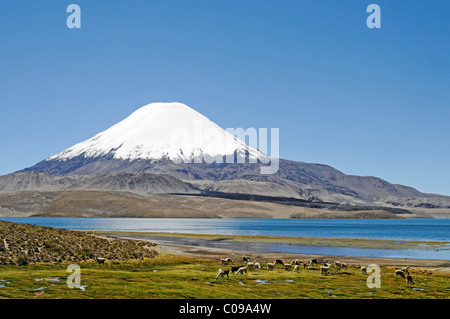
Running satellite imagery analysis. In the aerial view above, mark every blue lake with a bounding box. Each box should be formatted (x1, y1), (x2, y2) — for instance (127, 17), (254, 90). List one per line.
(1, 217), (449, 241)
(2, 217), (450, 260)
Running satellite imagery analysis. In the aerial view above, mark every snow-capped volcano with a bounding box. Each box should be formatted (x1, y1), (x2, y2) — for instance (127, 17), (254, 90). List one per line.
(13, 102), (450, 211)
(47, 102), (265, 164)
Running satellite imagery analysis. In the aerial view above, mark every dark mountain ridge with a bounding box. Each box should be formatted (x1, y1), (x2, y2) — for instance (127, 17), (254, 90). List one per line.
(15, 156), (450, 209)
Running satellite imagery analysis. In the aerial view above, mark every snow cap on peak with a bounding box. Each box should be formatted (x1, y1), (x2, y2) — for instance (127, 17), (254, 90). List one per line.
(47, 102), (266, 164)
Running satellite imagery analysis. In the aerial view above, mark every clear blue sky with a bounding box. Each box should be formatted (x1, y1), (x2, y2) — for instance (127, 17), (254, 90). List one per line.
(0, 1), (449, 195)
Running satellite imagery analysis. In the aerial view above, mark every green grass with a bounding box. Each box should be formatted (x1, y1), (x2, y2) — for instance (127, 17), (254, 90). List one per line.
(0, 254), (448, 299)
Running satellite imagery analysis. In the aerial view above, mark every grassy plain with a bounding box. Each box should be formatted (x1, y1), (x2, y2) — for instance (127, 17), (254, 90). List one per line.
(0, 254), (449, 299)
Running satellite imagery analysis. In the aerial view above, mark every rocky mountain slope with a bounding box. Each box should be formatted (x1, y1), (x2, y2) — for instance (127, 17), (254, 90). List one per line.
(0, 171), (196, 195)
(18, 158), (450, 208)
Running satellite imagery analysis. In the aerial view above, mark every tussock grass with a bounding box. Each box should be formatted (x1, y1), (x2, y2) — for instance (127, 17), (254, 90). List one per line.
(0, 220), (158, 265)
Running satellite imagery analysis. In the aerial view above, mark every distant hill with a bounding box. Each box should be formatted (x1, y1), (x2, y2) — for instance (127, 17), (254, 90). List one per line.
(0, 189), (409, 219)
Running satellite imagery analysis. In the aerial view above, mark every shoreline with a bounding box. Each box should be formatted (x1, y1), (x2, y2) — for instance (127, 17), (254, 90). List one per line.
(97, 231), (450, 270)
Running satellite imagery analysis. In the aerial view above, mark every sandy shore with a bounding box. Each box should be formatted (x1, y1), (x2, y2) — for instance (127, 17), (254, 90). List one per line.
(98, 232), (450, 271)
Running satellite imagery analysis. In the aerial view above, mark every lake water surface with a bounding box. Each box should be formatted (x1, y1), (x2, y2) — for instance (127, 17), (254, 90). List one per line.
(2, 217), (449, 260)
(1, 217), (449, 241)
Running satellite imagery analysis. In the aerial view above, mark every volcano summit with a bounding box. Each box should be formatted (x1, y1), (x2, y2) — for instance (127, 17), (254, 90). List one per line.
(20, 102), (276, 175)
(48, 102), (266, 164)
